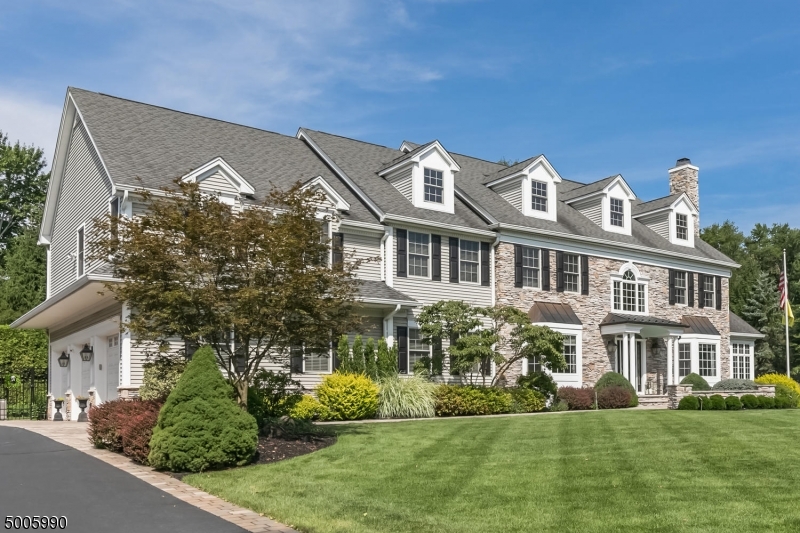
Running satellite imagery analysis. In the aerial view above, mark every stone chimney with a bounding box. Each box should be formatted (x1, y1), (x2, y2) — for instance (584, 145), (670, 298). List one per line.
(669, 158), (699, 235)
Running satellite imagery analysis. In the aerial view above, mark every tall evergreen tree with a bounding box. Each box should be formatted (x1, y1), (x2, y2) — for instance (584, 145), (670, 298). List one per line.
(741, 270), (783, 374)
(0, 228), (46, 323)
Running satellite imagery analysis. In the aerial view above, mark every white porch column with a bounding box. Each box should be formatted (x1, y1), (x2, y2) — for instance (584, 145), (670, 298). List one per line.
(622, 333), (630, 381)
(666, 337), (674, 386)
(629, 333), (637, 392)
(120, 303), (132, 387)
(673, 337), (681, 385)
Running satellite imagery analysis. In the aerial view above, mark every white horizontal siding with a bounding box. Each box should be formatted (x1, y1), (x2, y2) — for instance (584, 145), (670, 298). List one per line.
(574, 197), (602, 227)
(50, 119), (114, 295)
(640, 212), (670, 240)
(344, 231), (382, 280)
(386, 167), (413, 202)
(198, 171), (238, 195)
(494, 180), (523, 213)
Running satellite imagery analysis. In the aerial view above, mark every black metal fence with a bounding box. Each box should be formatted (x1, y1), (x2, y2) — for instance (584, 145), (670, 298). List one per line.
(0, 369), (49, 420)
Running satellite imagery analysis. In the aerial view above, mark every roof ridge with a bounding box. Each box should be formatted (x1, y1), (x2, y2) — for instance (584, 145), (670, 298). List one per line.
(301, 128), (404, 152)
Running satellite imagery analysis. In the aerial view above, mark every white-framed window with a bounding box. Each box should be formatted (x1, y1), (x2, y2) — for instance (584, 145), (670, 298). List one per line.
(460, 239), (479, 283)
(613, 270), (647, 313)
(674, 271), (687, 305)
(698, 343), (717, 378)
(303, 345), (331, 374)
(522, 246), (540, 288)
(610, 198), (624, 227)
(409, 329), (431, 370)
(678, 343), (691, 378)
(527, 354), (543, 373)
(527, 323), (582, 387)
(423, 167), (444, 204)
(76, 225), (86, 278)
(563, 253), (580, 293)
(676, 213), (688, 241)
(531, 180), (548, 212)
(703, 275), (715, 308)
(554, 335), (578, 374)
(731, 343), (753, 380)
(408, 231), (430, 277)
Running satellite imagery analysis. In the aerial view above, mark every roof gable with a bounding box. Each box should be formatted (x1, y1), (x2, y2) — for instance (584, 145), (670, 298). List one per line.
(181, 157), (255, 196)
(301, 175), (351, 211)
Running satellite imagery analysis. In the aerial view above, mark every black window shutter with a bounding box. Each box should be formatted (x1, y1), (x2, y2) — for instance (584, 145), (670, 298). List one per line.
(480, 242), (490, 287)
(697, 273), (705, 309)
(688, 272), (695, 308)
(449, 237), (459, 283)
(290, 346), (303, 374)
(431, 234), (441, 281)
(541, 249), (551, 291)
(514, 244), (523, 288)
(555, 251), (564, 292)
(397, 326), (408, 374)
(396, 229), (407, 278)
(668, 269), (675, 305)
(715, 276), (722, 310)
(580, 255), (589, 295)
(332, 232), (344, 269)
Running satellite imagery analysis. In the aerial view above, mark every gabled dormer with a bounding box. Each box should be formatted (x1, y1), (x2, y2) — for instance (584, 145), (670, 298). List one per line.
(563, 175), (636, 235)
(301, 175), (351, 212)
(632, 193), (697, 248)
(483, 155), (562, 222)
(181, 157), (255, 204)
(378, 140), (460, 214)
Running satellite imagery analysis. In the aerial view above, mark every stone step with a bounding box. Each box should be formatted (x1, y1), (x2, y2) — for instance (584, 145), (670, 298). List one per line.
(636, 395), (670, 409)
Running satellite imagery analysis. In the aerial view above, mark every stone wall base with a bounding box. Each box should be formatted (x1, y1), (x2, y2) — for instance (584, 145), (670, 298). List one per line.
(667, 384), (776, 409)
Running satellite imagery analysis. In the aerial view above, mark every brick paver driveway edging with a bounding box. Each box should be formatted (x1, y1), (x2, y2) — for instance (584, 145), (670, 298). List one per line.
(0, 421), (299, 533)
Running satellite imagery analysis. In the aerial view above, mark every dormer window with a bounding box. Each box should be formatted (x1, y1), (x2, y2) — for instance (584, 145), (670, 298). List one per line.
(676, 213), (688, 240)
(531, 180), (548, 212)
(424, 168), (443, 204)
(610, 198), (624, 227)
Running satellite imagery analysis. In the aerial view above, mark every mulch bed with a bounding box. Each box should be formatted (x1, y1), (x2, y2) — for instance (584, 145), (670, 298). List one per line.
(254, 435), (337, 465)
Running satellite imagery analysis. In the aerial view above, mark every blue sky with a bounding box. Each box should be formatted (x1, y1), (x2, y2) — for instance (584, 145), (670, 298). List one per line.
(1, 0), (799, 231)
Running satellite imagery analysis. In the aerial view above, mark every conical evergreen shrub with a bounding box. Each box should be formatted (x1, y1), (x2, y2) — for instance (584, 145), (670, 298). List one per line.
(148, 346), (258, 472)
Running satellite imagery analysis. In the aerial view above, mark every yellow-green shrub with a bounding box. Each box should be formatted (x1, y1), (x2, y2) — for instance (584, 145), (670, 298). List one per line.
(755, 373), (800, 407)
(288, 395), (330, 421)
(317, 373), (379, 420)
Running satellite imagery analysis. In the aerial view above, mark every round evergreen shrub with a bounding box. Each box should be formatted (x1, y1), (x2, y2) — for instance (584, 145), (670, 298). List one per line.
(508, 387), (546, 413)
(557, 386), (594, 410)
(758, 395), (775, 409)
(317, 372), (379, 420)
(677, 395), (699, 410)
(755, 373), (800, 405)
(594, 372), (638, 407)
(597, 385), (631, 409)
(740, 394), (759, 409)
(517, 371), (558, 402)
(725, 396), (742, 410)
(147, 346), (258, 473)
(708, 394), (727, 410)
(712, 379), (757, 391)
(774, 395), (792, 409)
(680, 373), (711, 391)
(774, 383), (800, 408)
(288, 395), (330, 421)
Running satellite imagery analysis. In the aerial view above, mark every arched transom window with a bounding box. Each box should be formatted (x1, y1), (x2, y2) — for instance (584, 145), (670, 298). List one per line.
(613, 269), (647, 313)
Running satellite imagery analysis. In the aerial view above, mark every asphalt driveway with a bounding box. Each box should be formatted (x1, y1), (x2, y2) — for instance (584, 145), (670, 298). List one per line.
(0, 426), (247, 532)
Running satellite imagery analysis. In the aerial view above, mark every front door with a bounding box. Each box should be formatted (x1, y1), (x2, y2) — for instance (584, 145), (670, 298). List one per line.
(106, 335), (119, 401)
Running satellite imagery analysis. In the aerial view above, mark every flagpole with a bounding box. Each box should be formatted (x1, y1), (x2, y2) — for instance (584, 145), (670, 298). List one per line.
(784, 248), (791, 378)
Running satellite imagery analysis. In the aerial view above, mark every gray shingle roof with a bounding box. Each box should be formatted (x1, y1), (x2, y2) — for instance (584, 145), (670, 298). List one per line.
(560, 175), (621, 202)
(482, 156), (543, 184)
(357, 279), (417, 303)
(378, 141), (434, 172)
(68, 88), (379, 223)
(632, 194), (682, 216)
(730, 311), (763, 336)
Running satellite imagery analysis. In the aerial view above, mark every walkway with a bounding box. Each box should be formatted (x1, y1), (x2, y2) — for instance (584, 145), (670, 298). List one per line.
(0, 421), (298, 533)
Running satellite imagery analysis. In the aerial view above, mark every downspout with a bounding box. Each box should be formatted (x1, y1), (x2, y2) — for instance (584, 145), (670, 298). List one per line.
(383, 304), (402, 343)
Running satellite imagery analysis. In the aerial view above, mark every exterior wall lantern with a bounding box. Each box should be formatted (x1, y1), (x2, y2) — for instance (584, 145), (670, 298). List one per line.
(79, 344), (94, 362)
(58, 351), (70, 368)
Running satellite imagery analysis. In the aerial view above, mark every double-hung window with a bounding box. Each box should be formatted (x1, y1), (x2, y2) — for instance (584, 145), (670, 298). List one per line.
(703, 275), (715, 308)
(303, 345), (331, 373)
(460, 239), (479, 283)
(554, 335), (577, 374)
(408, 231), (429, 277)
(732, 343), (752, 380)
(424, 168), (444, 204)
(698, 343), (717, 378)
(409, 329), (431, 370)
(676, 213), (688, 240)
(531, 180), (548, 212)
(613, 270), (646, 313)
(678, 343), (691, 378)
(76, 226), (85, 278)
(610, 198), (624, 227)
(563, 253), (580, 293)
(673, 271), (687, 305)
(527, 355), (542, 373)
(522, 247), (540, 288)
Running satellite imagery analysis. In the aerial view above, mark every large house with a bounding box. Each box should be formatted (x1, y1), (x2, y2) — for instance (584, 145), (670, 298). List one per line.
(12, 88), (763, 416)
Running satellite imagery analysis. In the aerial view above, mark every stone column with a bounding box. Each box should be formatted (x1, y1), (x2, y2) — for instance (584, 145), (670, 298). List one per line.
(622, 333), (630, 382)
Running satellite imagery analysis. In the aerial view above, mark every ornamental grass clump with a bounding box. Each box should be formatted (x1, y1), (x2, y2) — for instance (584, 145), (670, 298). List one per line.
(147, 346), (258, 473)
(317, 372), (379, 420)
(680, 373), (711, 391)
(756, 373), (800, 407)
(377, 375), (436, 419)
(594, 372), (638, 407)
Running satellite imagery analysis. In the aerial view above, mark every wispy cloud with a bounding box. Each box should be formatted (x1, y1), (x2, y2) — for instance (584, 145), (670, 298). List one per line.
(0, 90), (63, 165)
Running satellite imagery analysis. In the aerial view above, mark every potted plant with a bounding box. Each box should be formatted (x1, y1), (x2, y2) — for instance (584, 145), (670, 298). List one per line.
(75, 396), (90, 422)
(53, 397), (65, 421)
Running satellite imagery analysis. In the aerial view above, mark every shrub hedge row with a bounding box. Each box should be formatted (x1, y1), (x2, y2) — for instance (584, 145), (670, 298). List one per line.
(677, 393), (794, 410)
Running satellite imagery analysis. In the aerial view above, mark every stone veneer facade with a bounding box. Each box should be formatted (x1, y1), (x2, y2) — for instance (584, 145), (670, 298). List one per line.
(669, 162), (700, 235)
(494, 242), (730, 390)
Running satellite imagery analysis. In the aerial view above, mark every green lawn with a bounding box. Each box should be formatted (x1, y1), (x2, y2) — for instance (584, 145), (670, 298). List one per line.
(185, 410), (800, 533)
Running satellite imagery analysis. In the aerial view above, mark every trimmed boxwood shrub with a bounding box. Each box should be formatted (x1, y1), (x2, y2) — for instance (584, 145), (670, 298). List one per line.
(758, 395), (775, 409)
(517, 371), (558, 402)
(434, 385), (513, 416)
(594, 372), (638, 407)
(741, 394), (759, 409)
(148, 346), (258, 473)
(677, 395), (699, 410)
(557, 386), (594, 410)
(707, 394), (727, 410)
(681, 373), (711, 391)
(775, 395), (793, 409)
(725, 396), (742, 410)
(597, 385), (631, 409)
(317, 372), (379, 420)
(509, 387), (546, 413)
(712, 379), (757, 391)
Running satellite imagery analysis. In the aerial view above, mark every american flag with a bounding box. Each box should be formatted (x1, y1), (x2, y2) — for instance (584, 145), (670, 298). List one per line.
(779, 270), (788, 310)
